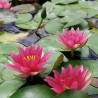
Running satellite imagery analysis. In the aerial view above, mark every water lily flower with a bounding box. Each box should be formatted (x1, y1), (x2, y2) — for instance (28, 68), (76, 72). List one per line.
(56, 27), (91, 50)
(44, 64), (92, 94)
(4, 44), (52, 77)
(0, 0), (11, 9)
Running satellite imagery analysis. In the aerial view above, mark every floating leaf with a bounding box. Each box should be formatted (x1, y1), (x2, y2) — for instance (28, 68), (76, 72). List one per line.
(0, 80), (25, 98)
(79, 1), (98, 10)
(15, 13), (32, 24)
(44, 19), (64, 34)
(12, 4), (35, 14)
(58, 10), (87, 18)
(11, 85), (56, 98)
(86, 33), (98, 54)
(0, 63), (5, 84)
(91, 77), (98, 88)
(0, 33), (29, 42)
(15, 21), (39, 30)
(90, 29), (98, 34)
(0, 42), (24, 54)
(54, 89), (90, 98)
(52, 0), (78, 4)
(0, 42), (25, 98)
(0, 8), (16, 23)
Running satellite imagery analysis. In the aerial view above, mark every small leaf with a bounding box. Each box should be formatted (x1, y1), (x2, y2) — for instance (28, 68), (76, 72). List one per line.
(91, 77), (98, 88)
(0, 33), (29, 42)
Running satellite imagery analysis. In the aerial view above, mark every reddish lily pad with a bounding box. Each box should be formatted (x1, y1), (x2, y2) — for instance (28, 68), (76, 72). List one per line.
(91, 77), (98, 88)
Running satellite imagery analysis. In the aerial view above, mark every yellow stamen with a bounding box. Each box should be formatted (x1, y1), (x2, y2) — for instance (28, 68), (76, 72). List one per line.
(24, 55), (36, 61)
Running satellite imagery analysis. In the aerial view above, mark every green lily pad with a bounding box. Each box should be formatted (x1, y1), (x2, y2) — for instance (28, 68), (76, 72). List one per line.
(0, 42), (24, 54)
(59, 10), (87, 27)
(15, 20), (39, 30)
(52, 0), (78, 4)
(11, 85), (56, 98)
(15, 13), (32, 24)
(44, 19), (64, 34)
(54, 89), (90, 98)
(42, 1), (55, 12)
(12, 4), (35, 14)
(0, 80), (25, 98)
(58, 10), (87, 18)
(0, 42), (25, 98)
(2, 68), (21, 81)
(86, 9), (98, 18)
(64, 3), (81, 10)
(0, 63), (5, 84)
(0, 8), (16, 23)
(79, 1), (98, 10)
(86, 33), (98, 54)
(35, 35), (64, 53)
(65, 18), (83, 27)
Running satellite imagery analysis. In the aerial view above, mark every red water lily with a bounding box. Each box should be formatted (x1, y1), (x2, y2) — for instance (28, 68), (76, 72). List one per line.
(4, 44), (52, 77)
(0, 0), (11, 9)
(56, 27), (91, 50)
(44, 64), (92, 94)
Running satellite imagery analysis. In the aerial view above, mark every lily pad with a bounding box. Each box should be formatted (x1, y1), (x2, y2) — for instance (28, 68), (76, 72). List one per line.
(0, 80), (25, 98)
(79, 1), (98, 10)
(15, 21), (39, 30)
(15, 13), (32, 24)
(11, 85), (56, 98)
(58, 10), (87, 18)
(86, 33), (98, 54)
(91, 77), (98, 88)
(0, 33), (29, 42)
(0, 42), (24, 54)
(52, 0), (78, 4)
(0, 8), (17, 23)
(44, 19), (64, 34)
(12, 4), (35, 14)
(54, 89), (90, 98)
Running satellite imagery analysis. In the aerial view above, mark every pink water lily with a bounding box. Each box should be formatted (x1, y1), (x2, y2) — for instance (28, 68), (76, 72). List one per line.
(4, 44), (52, 77)
(56, 27), (91, 50)
(44, 64), (92, 94)
(0, 0), (11, 9)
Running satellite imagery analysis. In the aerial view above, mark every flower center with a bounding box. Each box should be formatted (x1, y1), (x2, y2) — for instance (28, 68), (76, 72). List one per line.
(24, 55), (36, 61)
